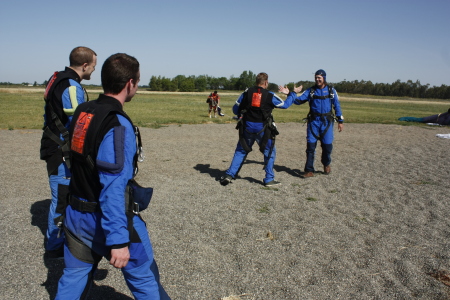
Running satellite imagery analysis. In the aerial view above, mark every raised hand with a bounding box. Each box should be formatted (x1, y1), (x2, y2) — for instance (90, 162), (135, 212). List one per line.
(278, 85), (290, 95)
(293, 85), (303, 93)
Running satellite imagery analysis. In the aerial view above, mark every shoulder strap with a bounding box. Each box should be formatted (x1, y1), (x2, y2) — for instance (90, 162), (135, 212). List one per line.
(328, 85), (334, 99)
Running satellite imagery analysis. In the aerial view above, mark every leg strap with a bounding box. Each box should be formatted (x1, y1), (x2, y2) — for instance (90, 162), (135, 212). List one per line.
(64, 227), (102, 264)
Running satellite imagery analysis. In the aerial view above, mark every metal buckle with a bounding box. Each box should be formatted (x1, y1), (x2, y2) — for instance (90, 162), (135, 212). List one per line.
(132, 202), (140, 215)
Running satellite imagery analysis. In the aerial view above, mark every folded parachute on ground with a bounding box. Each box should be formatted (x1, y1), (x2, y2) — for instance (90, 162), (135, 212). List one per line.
(398, 108), (450, 125)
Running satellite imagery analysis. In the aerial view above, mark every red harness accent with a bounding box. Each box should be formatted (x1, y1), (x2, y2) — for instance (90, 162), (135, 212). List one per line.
(44, 72), (59, 100)
(71, 112), (94, 154)
(251, 88), (262, 107)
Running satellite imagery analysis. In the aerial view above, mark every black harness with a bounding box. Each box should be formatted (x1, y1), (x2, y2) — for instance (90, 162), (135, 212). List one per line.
(60, 97), (150, 263)
(69, 98), (146, 209)
(41, 71), (89, 175)
(236, 87), (279, 154)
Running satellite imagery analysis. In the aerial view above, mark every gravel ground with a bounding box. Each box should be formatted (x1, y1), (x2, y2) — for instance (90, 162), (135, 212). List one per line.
(1, 122), (450, 300)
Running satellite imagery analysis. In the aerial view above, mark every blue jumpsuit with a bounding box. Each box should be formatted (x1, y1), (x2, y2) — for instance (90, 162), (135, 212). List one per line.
(56, 107), (170, 299)
(41, 69), (87, 251)
(225, 90), (295, 184)
(286, 86), (343, 172)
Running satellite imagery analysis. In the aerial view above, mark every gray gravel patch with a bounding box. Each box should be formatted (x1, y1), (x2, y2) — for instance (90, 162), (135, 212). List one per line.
(1, 123), (450, 299)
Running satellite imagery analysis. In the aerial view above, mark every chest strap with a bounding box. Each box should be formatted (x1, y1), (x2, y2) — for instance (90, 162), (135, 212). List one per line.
(69, 195), (99, 212)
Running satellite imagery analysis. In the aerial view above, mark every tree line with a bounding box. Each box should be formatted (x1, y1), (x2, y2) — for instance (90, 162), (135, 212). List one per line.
(149, 71), (262, 92)
(2, 72), (449, 99)
(148, 71), (450, 100)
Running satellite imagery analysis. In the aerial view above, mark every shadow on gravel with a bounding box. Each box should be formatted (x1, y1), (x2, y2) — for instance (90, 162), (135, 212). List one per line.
(194, 163), (224, 180)
(31, 199), (65, 298)
(244, 159), (302, 177)
(87, 284), (134, 300)
(194, 163), (263, 184)
(194, 161), (301, 185)
(30, 199), (133, 300)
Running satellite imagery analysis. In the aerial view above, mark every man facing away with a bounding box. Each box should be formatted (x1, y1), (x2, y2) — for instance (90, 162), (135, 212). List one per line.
(220, 72), (297, 186)
(40, 46), (97, 257)
(55, 53), (170, 299)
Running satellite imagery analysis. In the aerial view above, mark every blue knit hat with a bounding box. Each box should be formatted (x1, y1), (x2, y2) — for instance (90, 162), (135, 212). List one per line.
(315, 69), (326, 81)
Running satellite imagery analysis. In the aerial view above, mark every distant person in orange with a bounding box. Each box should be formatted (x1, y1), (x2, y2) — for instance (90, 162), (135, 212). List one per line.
(207, 90), (220, 118)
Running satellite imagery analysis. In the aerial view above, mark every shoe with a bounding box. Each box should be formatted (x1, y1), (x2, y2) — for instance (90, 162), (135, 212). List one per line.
(303, 172), (314, 178)
(264, 180), (281, 187)
(45, 247), (64, 259)
(220, 175), (232, 186)
(323, 165), (331, 175)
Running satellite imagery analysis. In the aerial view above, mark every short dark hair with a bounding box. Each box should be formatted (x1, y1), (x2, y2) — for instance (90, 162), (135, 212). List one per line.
(101, 53), (140, 94)
(256, 72), (268, 86)
(69, 46), (97, 67)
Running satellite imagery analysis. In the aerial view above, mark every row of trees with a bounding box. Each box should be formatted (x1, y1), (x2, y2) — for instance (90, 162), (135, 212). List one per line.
(333, 79), (450, 100)
(149, 71), (262, 92)
(285, 79), (450, 100)
(149, 71), (450, 100)
(0, 81), (39, 86)
(2, 72), (449, 99)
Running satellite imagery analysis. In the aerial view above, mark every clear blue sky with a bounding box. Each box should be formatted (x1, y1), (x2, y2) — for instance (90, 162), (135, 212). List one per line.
(1, 0), (449, 87)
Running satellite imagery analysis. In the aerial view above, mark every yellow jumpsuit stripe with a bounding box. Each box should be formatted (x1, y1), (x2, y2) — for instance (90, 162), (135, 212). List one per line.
(63, 86), (82, 115)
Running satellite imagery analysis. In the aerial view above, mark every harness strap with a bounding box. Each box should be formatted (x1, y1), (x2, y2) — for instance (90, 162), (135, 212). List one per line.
(69, 195), (99, 213)
(134, 126), (144, 176)
(43, 106), (72, 171)
(64, 227), (102, 264)
(236, 108), (253, 153)
(308, 114), (334, 140)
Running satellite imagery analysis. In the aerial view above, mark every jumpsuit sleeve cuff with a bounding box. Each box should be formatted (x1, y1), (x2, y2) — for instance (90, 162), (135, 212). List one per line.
(111, 243), (129, 249)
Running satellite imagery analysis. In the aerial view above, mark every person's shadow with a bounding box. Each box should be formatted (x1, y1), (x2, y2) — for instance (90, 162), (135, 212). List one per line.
(31, 199), (133, 299)
(245, 159), (303, 177)
(194, 160), (302, 184)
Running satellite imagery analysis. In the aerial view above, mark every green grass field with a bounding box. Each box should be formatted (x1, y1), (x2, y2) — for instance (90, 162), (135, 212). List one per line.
(1, 87), (449, 129)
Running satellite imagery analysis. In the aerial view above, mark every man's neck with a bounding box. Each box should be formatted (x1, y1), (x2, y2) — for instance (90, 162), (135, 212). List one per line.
(68, 66), (83, 82)
(316, 84), (326, 89)
(104, 92), (126, 107)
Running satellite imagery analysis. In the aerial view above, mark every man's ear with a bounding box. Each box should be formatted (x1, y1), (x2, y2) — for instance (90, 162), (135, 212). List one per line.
(125, 79), (132, 91)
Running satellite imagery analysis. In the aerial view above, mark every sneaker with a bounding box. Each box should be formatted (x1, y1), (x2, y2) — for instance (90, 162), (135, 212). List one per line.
(264, 180), (281, 187)
(220, 175), (232, 186)
(303, 172), (314, 178)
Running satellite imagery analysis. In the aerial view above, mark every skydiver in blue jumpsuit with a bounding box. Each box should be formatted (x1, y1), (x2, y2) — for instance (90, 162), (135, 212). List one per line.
(280, 69), (344, 177)
(220, 72), (297, 187)
(55, 53), (170, 300)
(40, 47), (97, 257)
